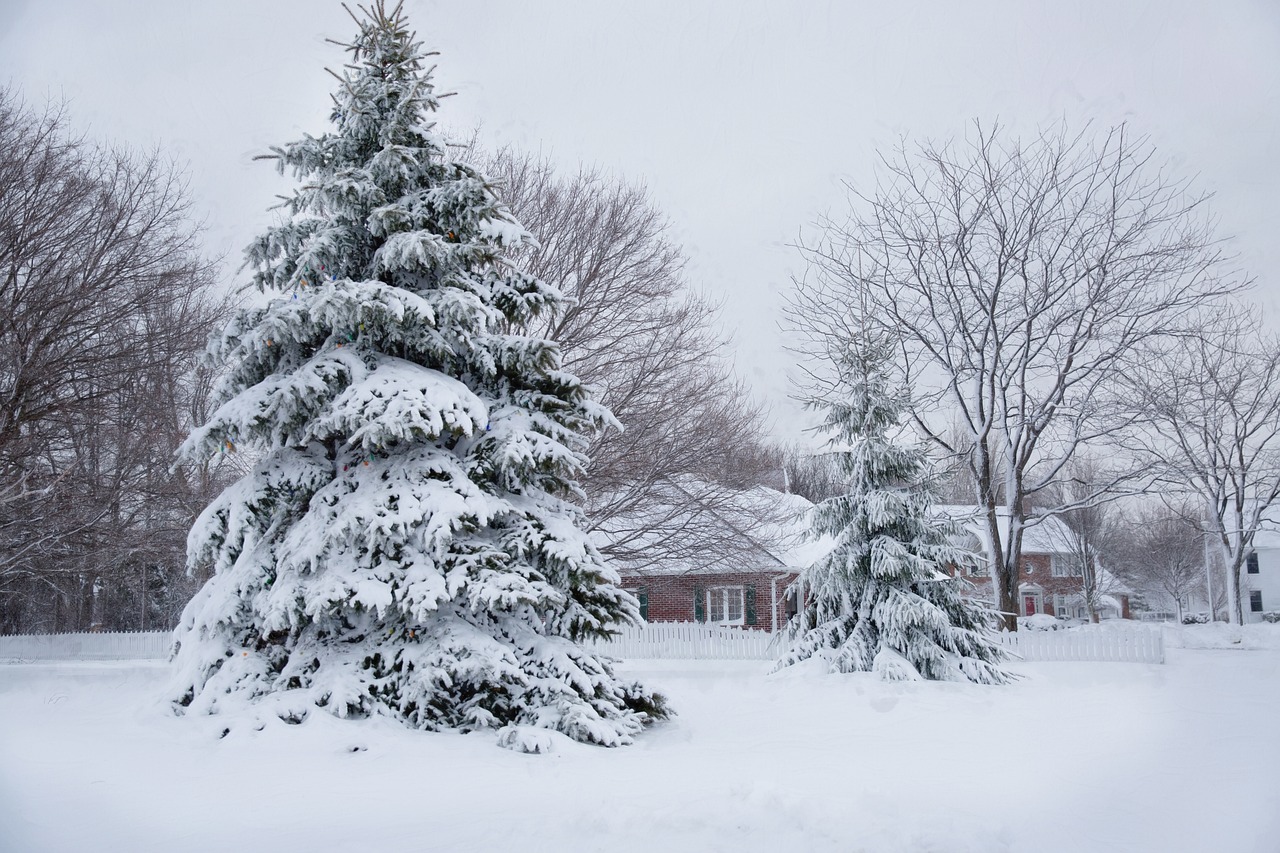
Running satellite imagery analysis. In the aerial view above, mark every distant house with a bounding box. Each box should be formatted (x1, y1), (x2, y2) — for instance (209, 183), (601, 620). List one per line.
(936, 506), (1131, 620)
(611, 489), (829, 632)
(1238, 514), (1280, 623)
(609, 494), (1134, 631)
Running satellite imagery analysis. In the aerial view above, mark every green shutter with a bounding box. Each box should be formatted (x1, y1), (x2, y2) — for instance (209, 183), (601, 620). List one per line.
(744, 585), (757, 626)
(694, 585), (705, 622)
(637, 586), (649, 622)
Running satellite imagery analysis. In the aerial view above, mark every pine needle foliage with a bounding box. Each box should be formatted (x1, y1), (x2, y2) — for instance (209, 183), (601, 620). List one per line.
(168, 1), (668, 749)
(778, 328), (1011, 684)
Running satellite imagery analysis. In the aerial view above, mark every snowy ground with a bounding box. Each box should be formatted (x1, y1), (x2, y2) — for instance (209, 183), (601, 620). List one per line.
(2, 629), (1278, 853)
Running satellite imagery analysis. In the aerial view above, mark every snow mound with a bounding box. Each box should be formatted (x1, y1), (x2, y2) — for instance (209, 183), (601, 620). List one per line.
(496, 724), (563, 754)
(1163, 621), (1280, 650)
(871, 647), (925, 681)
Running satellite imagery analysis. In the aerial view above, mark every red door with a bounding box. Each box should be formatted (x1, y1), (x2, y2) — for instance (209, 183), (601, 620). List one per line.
(1023, 596), (1037, 616)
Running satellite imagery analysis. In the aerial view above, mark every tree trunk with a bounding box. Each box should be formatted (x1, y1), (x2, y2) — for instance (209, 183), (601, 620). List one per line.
(1222, 538), (1242, 625)
(983, 503), (1018, 631)
(997, 582), (1018, 632)
(1228, 558), (1244, 625)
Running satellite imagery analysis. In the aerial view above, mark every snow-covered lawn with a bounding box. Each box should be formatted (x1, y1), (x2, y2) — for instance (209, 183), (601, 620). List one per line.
(2, 635), (1278, 853)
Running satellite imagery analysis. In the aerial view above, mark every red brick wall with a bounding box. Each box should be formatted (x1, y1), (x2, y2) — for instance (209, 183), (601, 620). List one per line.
(958, 554), (1125, 617)
(622, 558), (1127, 627)
(621, 571), (798, 632)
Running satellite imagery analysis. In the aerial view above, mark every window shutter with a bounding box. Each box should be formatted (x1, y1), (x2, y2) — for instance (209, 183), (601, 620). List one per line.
(694, 585), (705, 622)
(637, 586), (649, 622)
(744, 586), (757, 626)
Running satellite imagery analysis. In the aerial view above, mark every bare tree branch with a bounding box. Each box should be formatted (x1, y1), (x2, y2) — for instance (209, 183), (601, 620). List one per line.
(1127, 312), (1280, 624)
(0, 89), (231, 633)
(789, 120), (1242, 629)
(478, 148), (783, 573)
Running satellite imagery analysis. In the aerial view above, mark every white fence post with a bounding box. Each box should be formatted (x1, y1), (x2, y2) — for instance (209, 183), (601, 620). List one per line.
(990, 626), (1163, 664)
(0, 630), (173, 661)
(586, 622), (776, 660)
(1, 623), (1165, 664)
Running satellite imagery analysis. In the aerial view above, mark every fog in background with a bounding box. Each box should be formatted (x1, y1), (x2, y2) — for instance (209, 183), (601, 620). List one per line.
(3, 0), (1278, 436)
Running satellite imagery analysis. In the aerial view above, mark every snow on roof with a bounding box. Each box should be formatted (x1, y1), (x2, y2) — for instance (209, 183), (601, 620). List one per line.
(932, 505), (1079, 557)
(600, 484), (834, 576)
(604, 491), (1081, 578)
(745, 488), (836, 569)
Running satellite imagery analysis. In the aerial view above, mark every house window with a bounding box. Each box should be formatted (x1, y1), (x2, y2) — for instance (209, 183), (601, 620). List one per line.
(1054, 594), (1067, 618)
(1024, 561), (1034, 576)
(707, 586), (745, 626)
(1251, 590), (1264, 613)
(626, 587), (649, 621)
(1247, 553), (1260, 574)
(969, 560), (988, 577)
(1051, 556), (1084, 578)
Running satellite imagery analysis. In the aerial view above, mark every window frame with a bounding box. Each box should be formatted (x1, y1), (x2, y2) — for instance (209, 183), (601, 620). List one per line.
(1051, 555), (1084, 578)
(706, 585), (746, 626)
(625, 586), (649, 622)
(1247, 552), (1260, 575)
(1250, 590), (1264, 613)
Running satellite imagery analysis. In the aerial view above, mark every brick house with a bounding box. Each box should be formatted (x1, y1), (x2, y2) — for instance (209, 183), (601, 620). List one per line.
(611, 495), (1132, 631)
(626, 569), (798, 632)
(614, 488), (829, 632)
(938, 506), (1132, 620)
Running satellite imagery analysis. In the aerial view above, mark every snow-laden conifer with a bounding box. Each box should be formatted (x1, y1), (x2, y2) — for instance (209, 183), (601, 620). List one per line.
(777, 325), (1010, 684)
(168, 1), (667, 750)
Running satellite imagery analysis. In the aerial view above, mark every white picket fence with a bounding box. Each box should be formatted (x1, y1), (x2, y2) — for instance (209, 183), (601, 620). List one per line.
(0, 630), (173, 661)
(589, 622), (777, 660)
(992, 627), (1164, 664)
(588, 622), (1164, 664)
(0, 624), (1163, 664)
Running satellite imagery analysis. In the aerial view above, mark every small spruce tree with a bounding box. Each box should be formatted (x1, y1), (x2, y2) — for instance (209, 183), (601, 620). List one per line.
(777, 326), (1010, 683)
(168, 1), (667, 750)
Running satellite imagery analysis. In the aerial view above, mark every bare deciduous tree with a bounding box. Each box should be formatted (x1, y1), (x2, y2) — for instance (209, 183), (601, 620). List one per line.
(1111, 503), (1206, 623)
(1035, 457), (1124, 623)
(780, 448), (850, 504)
(480, 149), (780, 573)
(0, 90), (228, 633)
(1130, 318), (1280, 624)
(790, 121), (1238, 629)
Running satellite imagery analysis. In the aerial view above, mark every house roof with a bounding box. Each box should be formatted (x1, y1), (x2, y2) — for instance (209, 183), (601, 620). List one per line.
(605, 485), (834, 577)
(933, 505), (1079, 558)
(607, 492), (1084, 578)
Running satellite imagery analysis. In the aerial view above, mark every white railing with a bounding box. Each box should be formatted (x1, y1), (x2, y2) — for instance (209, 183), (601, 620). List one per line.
(0, 624), (1164, 664)
(993, 627), (1164, 664)
(590, 622), (776, 660)
(0, 630), (173, 661)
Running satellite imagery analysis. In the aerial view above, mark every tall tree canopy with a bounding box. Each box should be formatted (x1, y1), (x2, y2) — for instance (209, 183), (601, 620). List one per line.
(169, 1), (667, 751)
(778, 321), (1009, 684)
(792, 123), (1238, 629)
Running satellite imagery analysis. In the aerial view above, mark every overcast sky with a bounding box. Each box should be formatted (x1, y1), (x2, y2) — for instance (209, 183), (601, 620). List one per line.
(3, 0), (1279, 438)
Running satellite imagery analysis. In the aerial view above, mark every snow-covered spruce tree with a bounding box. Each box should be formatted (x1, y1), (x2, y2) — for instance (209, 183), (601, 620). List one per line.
(777, 327), (1010, 684)
(168, 1), (667, 750)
